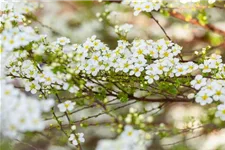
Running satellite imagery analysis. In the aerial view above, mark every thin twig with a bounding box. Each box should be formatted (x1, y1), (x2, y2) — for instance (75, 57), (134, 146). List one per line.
(14, 139), (41, 150)
(150, 13), (171, 41)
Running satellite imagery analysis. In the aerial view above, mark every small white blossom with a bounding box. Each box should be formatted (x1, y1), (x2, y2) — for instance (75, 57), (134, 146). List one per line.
(25, 80), (41, 94)
(122, 0), (161, 16)
(56, 37), (70, 46)
(57, 100), (76, 112)
(190, 75), (207, 90)
(213, 87), (225, 102)
(195, 91), (213, 105)
(115, 24), (133, 37)
(69, 133), (85, 146)
(71, 125), (76, 131)
(215, 104), (225, 121)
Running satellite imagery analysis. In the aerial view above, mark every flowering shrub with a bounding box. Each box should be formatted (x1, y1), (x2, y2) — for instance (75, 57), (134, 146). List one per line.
(1, 0), (225, 150)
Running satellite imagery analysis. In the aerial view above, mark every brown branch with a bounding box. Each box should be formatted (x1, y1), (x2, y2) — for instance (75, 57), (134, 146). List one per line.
(14, 139), (41, 150)
(150, 13), (171, 41)
(107, 1), (225, 36)
(162, 133), (204, 146)
(46, 121), (116, 131)
(170, 10), (225, 37)
(129, 96), (191, 103)
(149, 12), (187, 61)
(51, 108), (69, 137)
(74, 101), (136, 123)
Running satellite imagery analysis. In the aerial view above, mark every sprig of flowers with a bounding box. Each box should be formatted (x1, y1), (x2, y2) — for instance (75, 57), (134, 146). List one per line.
(1, 80), (54, 138)
(96, 125), (151, 150)
(1, 1), (225, 148)
(122, 0), (161, 16)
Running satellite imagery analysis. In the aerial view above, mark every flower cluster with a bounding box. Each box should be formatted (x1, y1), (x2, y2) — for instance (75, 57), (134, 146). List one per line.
(0, 80), (54, 138)
(0, 1), (38, 12)
(0, 1), (38, 26)
(1, 1), (225, 148)
(190, 75), (225, 118)
(0, 2), (56, 139)
(1, 25), (41, 52)
(96, 125), (151, 150)
(1, 2), (41, 52)
(122, 0), (161, 16)
(188, 53), (225, 120)
(69, 133), (85, 146)
(120, 0), (217, 18)
(3, 25), (224, 121)
(115, 24), (133, 37)
(4, 50), (80, 95)
(69, 36), (184, 80)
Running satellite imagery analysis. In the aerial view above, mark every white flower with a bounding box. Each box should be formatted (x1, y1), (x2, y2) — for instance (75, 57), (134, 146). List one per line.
(120, 125), (140, 142)
(71, 125), (76, 130)
(173, 63), (188, 77)
(133, 47), (148, 58)
(190, 75), (207, 90)
(86, 64), (100, 76)
(145, 73), (159, 84)
(40, 99), (55, 112)
(115, 24), (133, 36)
(69, 133), (85, 146)
(1, 80), (52, 138)
(56, 37), (70, 46)
(129, 65), (144, 77)
(142, 2), (154, 12)
(1, 26), (40, 51)
(69, 134), (77, 145)
(77, 133), (85, 143)
(57, 100), (76, 112)
(2, 83), (19, 98)
(69, 85), (79, 93)
(186, 62), (198, 73)
(199, 61), (212, 73)
(215, 104), (225, 121)
(159, 49), (173, 58)
(149, 48), (158, 58)
(25, 80), (41, 94)
(123, 0), (161, 16)
(195, 91), (213, 105)
(208, 0), (216, 4)
(171, 45), (182, 56)
(120, 60), (132, 73)
(117, 125), (150, 148)
(213, 87), (225, 102)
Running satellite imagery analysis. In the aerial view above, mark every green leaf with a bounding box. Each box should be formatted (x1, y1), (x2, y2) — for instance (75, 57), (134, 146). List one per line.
(118, 92), (128, 103)
(168, 86), (178, 95)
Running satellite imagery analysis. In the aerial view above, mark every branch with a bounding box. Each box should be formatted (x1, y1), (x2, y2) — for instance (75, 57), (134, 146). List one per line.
(150, 13), (171, 41)
(161, 133), (204, 146)
(170, 10), (225, 37)
(129, 96), (191, 103)
(108, 1), (225, 37)
(73, 101), (136, 123)
(14, 139), (40, 150)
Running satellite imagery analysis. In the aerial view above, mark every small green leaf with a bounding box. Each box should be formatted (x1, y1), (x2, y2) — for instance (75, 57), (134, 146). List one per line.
(118, 92), (128, 103)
